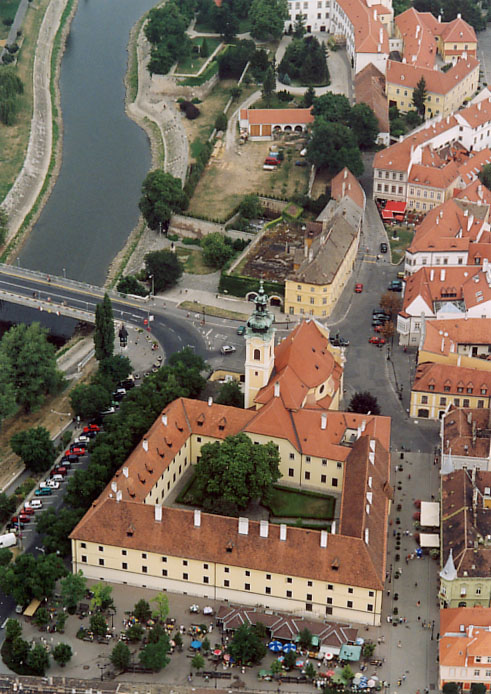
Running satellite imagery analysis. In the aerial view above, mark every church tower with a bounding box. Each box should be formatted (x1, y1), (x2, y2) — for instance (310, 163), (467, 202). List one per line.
(244, 281), (275, 409)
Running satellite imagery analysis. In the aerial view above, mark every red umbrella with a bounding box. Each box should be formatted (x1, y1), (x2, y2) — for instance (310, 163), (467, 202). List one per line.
(213, 649), (222, 656)
(326, 670), (335, 677)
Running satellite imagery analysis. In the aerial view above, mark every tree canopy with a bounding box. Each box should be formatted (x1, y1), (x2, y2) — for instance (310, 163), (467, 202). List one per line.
(139, 170), (188, 232)
(201, 233), (235, 268)
(0, 67), (24, 126)
(10, 426), (55, 474)
(139, 634), (171, 671)
(144, 249), (183, 292)
(94, 293), (114, 362)
(348, 391), (381, 415)
(0, 323), (64, 413)
(193, 433), (281, 514)
(250, 0), (288, 39)
(306, 120), (363, 176)
(36, 507), (85, 556)
(350, 103), (379, 148)
(228, 624), (267, 664)
(412, 77), (428, 118)
(145, 1), (194, 75)
(217, 40), (256, 79)
(478, 164), (491, 191)
(0, 553), (67, 606)
(278, 36), (329, 86)
(111, 641), (131, 671)
(215, 380), (244, 407)
(60, 571), (87, 612)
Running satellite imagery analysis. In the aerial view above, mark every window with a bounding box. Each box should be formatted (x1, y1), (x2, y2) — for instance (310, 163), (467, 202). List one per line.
(224, 567), (230, 573)
(368, 604), (374, 612)
(204, 563), (208, 570)
(439, 397), (447, 406)
(266, 574), (271, 580)
(332, 478), (338, 487)
(327, 597), (333, 604)
(99, 558), (104, 566)
(142, 553), (147, 559)
(203, 576), (209, 584)
(305, 471), (311, 480)
(328, 584), (333, 590)
(486, 670), (491, 678)
(183, 573), (189, 580)
(463, 399), (470, 407)
(162, 569), (167, 576)
(347, 600), (353, 608)
(287, 577), (293, 583)
(98, 546), (104, 552)
(245, 583), (250, 591)
(224, 579), (230, 587)
(81, 542), (86, 549)
(265, 586), (271, 594)
(474, 670), (481, 677)
(82, 555), (87, 563)
(183, 560), (188, 566)
(369, 591), (374, 597)
(337, 462), (342, 469)
(289, 468), (294, 477)
(197, 437), (201, 443)
(421, 396), (428, 404)
(306, 456), (311, 463)
(142, 566), (147, 574)
(245, 570), (250, 577)
(478, 400), (485, 408)
(286, 590), (292, 598)
(322, 459), (327, 466)
(253, 348), (260, 360)
(348, 587), (353, 594)
(321, 474), (326, 483)
(289, 453), (295, 460)
(307, 593), (313, 601)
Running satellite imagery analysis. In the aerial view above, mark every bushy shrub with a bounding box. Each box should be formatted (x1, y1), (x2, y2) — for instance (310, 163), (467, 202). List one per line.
(179, 100), (200, 120)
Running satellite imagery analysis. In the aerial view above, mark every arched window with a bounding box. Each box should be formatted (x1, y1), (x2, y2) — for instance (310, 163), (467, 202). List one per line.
(253, 348), (261, 360)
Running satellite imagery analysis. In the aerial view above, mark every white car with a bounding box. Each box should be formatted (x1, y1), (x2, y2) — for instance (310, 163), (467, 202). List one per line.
(45, 480), (60, 490)
(75, 435), (90, 444)
(220, 345), (236, 355)
(26, 500), (43, 509)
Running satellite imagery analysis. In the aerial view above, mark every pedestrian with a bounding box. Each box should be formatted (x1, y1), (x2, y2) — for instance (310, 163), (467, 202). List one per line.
(414, 582), (418, 587)
(402, 675), (406, 681)
(387, 590), (391, 597)
(417, 616), (421, 622)
(416, 601), (421, 607)
(397, 641), (402, 648)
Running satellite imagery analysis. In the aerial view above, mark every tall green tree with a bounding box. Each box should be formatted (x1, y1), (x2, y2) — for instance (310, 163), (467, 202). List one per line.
(151, 592), (170, 621)
(261, 65), (276, 106)
(302, 85), (316, 108)
(478, 163), (491, 191)
(26, 643), (50, 675)
(10, 426), (55, 473)
(145, 3), (192, 75)
(94, 293), (114, 362)
(306, 120), (363, 176)
(0, 492), (16, 524)
(193, 433), (281, 514)
(0, 350), (17, 425)
(111, 641), (131, 671)
(216, 381), (244, 407)
(36, 508), (85, 557)
(0, 208), (8, 246)
(134, 599), (152, 622)
(60, 570), (87, 612)
(349, 102), (379, 148)
(412, 77), (428, 118)
(191, 653), (205, 671)
(52, 643), (72, 666)
(0, 323), (64, 413)
(293, 14), (306, 37)
(90, 613), (108, 637)
(348, 391), (381, 415)
(139, 170), (187, 232)
(139, 635), (171, 671)
(90, 583), (113, 611)
(211, 2), (240, 40)
(144, 250), (183, 292)
(250, 0), (288, 39)
(312, 92), (351, 123)
(228, 624), (266, 664)
(0, 553), (67, 606)
(70, 383), (112, 420)
(201, 233), (234, 268)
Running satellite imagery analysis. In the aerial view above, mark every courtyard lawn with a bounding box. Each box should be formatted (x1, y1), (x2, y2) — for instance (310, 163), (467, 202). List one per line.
(388, 226), (414, 263)
(176, 36), (221, 75)
(0, 0), (20, 41)
(176, 247), (216, 274)
(265, 486), (336, 520)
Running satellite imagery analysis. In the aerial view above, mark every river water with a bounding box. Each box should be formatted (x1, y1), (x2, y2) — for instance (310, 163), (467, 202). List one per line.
(18, 0), (157, 285)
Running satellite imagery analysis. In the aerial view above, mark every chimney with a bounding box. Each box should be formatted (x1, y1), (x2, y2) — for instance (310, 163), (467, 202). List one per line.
(342, 182), (346, 197)
(464, 209), (469, 217)
(155, 504), (162, 522)
(260, 520), (269, 538)
(331, 521), (336, 534)
(280, 524), (287, 541)
(274, 382), (280, 398)
(370, 439), (375, 452)
(238, 517), (249, 535)
(457, 12), (461, 18)
(478, 102), (482, 111)
(441, 269), (446, 281)
(123, 466), (129, 478)
(373, 8), (377, 19)
(436, 217), (439, 225)
(430, 269), (435, 281)
(162, 414), (167, 426)
(116, 490), (122, 502)
(321, 413), (327, 430)
(483, 258), (489, 272)
(364, 528), (369, 544)
(361, 420), (366, 432)
(111, 481), (117, 493)
(142, 438), (148, 452)
(379, 27), (383, 43)
(194, 509), (201, 527)
(208, 397), (213, 407)
(438, 13), (441, 21)
(320, 530), (328, 548)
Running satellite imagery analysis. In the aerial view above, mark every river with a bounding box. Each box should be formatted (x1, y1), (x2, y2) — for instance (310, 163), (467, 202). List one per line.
(18, 0), (157, 285)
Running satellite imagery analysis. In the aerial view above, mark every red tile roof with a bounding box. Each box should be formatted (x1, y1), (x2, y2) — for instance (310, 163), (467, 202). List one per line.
(242, 108), (314, 126)
(386, 56), (479, 95)
(407, 198), (485, 254)
(442, 406), (491, 458)
(395, 8), (437, 68)
(354, 63), (389, 134)
(412, 361), (491, 395)
(331, 168), (366, 209)
(336, 0), (389, 54)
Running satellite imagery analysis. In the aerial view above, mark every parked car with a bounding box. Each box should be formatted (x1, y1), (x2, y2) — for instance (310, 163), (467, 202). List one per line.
(101, 407), (116, 416)
(330, 336), (350, 347)
(69, 446), (86, 456)
(52, 466), (68, 477)
(45, 480), (60, 490)
(369, 336), (386, 345)
(22, 507), (35, 515)
(380, 242), (388, 253)
(220, 345), (236, 355)
(264, 157), (280, 166)
(84, 424), (100, 433)
(373, 311), (390, 320)
(354, 283), (363, 293)
(74, 435), (90, 444)
(295, 160), (308, 166)
(12, 515), (30, 524)
(35, 488), (52, 497)
(27, 499), (43, 509)
(61, 454), (78, 464)
(236, 326), (246, 335)
(388, 280), (403, 292)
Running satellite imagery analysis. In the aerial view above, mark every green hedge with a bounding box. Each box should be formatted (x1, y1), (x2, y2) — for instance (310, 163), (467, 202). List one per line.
(219, 272), (284, 298)
(178, 61), (218, 87)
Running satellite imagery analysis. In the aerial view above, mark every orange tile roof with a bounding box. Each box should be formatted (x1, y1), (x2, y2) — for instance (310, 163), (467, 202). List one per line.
(421, 318), (491, 356)
(459, 98), (491, 129)
(402, 266), (470, 313)
(462, 265), (491, 309)
(407, 198), (484, 253)
(455, 178), (491, 206)
(331, 168), (366, 209)
(244, 108), (314, 126)
(442, 405), (491, 458)
(395, 7), (437, 68)
(336, 0), (389, 54)
(468, 242), (491, 265)
(412, 361), (491, 395)
(440, 17), (477, 44)
(456, 148), (491, 184)
(408, 159), (460, 189)
(386, 56), (479, 95)
(354, 63), (389, 134)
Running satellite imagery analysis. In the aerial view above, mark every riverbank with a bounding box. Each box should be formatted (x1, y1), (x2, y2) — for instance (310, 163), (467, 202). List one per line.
(1, 0), (78, 262)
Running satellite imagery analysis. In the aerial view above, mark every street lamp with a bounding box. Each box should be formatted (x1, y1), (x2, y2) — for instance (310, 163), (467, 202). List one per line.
(62, 268), (66, 279)
(149, 274), (154, 297)
(97, 663), (106, 681)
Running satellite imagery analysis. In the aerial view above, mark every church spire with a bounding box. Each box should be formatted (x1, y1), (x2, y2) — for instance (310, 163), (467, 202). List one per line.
(440, 548), (457, 581)
(246, 280), (274, 340)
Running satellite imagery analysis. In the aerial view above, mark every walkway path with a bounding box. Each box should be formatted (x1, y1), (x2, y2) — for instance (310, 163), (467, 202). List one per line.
(1, 0), (69, 241)
(127, 27), (189, 182)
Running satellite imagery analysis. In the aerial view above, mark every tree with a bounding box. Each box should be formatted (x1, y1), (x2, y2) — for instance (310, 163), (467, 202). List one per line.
(380, 321), (395, 343)
(312, 92), (351, 123)
(90, 613), (108, 637)
(305, 662), (317, 680)
(26, 643), (50, 675)
(90, 583), (113, 611)
(270, 659), (283, 675)
(10, 426), (55, 474)
(151, 592), (169, 621)
(110, 641), (131, 671)
(36, 508), (85, 557)
(261, 65), (276, 106)
(134, 599), (152, 622)
(0, 548), (12, 566)
(250, 0), (288, 39)
(173, 631), (183, 650)
(60, 571), (87, 613)
(0, 350), (17, 426)
(144, 249), (183, 292)
(478, 163), (491, 191)
(349, 103), (379, 148)
(139, 635), (171, 671)
(145, 3), (192, 76)
(5, 618), (22, 643)
(98, 355), (132, 389)
(412, 77), (428, 118)
(126, 623), (144, 641)
(298, 627), (312, 649)
(279, 36), (329, 86)
(0, 323), (64, 413)
(283, 649), (297, 670)
(94, 293), (114, 362)
(52, 643), (72, 667)
(34, 607), (50, 628)
(139, 170), (187, 232)
(201, 233), (234, 268)
(228, 624), (267, 664)
(216, 381), (244, 407)
(362, 641), (376, 660)
(442, 685), (460, 694)
(342, 664), (354, 681)
(302, 85), (316, 108)
(191, 652), (205, 671)
(117, 274), (148, 296)
(306, 120), (363, 176)
(293, 13), (306, 37)
(148, 623), (167, 643)
(470, 685), (485, 694)
(348, 391), (381, 415)
(215, 112), (228, 132)
(0, 492), (16, 524)
(239, 194), (262, 219)
(193, 433), (281, 514)
(202, 636), (211, 652)
(200, 37), (209, 58)
(211, 2), (240, 41)
(379, 292), (402, 317)
(69, 383), (112, 420)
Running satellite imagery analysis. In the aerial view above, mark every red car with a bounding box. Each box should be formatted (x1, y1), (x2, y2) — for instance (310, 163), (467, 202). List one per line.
(65, 447), (86, 457)
(84, 424), (100, 433)
(369, 336), (386, 345)
(12, 515), (30, 524)
(22, 507), (35, 515)
(354, 283), (363, 293)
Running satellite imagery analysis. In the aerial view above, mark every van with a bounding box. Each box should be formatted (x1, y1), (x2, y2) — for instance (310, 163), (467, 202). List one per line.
(28, 500), (43, 509)
(35, 488), (52, 497)
(51, 474), (65, 483)
(264, 157), (280, 166)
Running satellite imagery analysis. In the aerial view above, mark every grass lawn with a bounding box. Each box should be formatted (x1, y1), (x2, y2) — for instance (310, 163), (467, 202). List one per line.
(0, 0), (21, 41)
(265, 486), (336, 520)
(252, 95), (303, 109)
(179, 300), (249, 321)
(176, 247), (216, 274)
(176, 37), (221, 75)
(388, 226), (414, 263)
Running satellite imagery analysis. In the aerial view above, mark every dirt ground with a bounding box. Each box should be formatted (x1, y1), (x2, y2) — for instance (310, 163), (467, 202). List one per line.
(187, 135), (310, 220)
(310, 168), (333, 200)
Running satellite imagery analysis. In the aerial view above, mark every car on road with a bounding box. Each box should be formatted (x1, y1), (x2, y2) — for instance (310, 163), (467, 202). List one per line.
(373, 311), (390, 320)
(354, 283), (363, 293)
(220, 345), (236, 355)
(380, 242), (388, 253)
(35, 488), (52, 497)
(369, 336), (386, 345)
(51, 466), (68, 477)
(236, 326), (246, 335)
(101, 407), (116, 416)
(372, 317), (389, 327)
(295, 160), (308, 167)
(388, 280), (403, 292)
(330, 336), (350, 347)
(61, 454), (78, 464)
(84, 424), (100, 433)
(68, 446), (86, 456)
(74, 435), (90, 444)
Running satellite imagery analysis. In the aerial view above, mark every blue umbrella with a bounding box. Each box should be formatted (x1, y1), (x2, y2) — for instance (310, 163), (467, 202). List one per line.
(191, 640), (202, 649)
(268, 640), (283, 652)
(282, 643), (297, 653)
